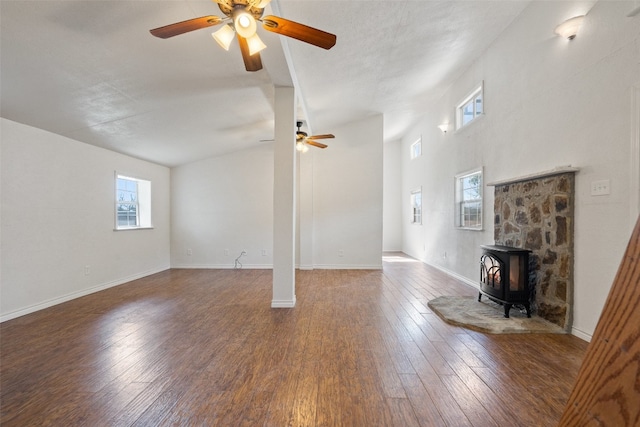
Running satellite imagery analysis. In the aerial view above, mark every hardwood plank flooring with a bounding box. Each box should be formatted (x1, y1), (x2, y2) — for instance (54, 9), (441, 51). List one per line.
(1, 254), (588, 426)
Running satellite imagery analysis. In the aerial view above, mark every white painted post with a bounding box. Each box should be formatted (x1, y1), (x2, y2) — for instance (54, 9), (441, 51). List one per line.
(272, 86), (297, 308)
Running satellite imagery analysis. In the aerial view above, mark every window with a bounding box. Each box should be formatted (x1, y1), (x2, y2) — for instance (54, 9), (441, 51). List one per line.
(115, 173), (152, 230)
(456, 84), (483, 130)
(455, 169), (483, 230)
(410, 188), (422, 224)
(410, 137), (422, 159)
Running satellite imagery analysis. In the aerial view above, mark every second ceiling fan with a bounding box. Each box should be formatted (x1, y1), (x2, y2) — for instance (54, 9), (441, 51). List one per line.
(296, 121), (334, 152)
(150, 0), (337, 72)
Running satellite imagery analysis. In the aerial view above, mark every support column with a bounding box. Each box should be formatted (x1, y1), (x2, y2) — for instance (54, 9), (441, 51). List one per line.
(298, 151), (314, 270)
(272, 86), (297, 308)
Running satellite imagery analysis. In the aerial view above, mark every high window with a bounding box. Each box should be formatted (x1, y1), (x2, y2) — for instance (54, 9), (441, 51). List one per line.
(115, 173), (152, 230)
(410, 137), (422, 160)
(410, 188), (422, 224)
(456, 84), (483, 130)
(455, 169), (483, 230)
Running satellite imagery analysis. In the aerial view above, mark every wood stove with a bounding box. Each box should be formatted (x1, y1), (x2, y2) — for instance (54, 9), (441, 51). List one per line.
(479, 245), (532, 318)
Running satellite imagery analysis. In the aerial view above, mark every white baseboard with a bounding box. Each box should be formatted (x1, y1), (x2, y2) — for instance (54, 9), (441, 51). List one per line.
(423, 260), (479, 290)
(0, 266), (169, 323)
(570, 326), (593, 342)
(170, 263), (272, 269)
(312, 264), (382, 270)
(171, 263), (383, 270)
(271, 298), (296, 308)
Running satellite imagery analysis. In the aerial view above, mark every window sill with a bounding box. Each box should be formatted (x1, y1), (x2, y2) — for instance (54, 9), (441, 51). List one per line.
(114, 226), (154, 231)
(456, 226), (483, 231)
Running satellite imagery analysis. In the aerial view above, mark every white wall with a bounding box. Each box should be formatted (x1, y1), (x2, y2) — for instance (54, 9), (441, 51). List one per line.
(311, 115), (384, 268)
(383, 140), (403, 251)
(172, 114), (384, 270)
(0, 118), (171, 321)
(171, 143), (275, 268)
(401, 0), (640, 340)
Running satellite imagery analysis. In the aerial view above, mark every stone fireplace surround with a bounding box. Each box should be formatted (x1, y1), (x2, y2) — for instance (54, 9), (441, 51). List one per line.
(489, 166), (578, 331)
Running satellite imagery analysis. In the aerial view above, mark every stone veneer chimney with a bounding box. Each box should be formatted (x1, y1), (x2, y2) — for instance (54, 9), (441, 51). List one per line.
(490, 168), (577, 331)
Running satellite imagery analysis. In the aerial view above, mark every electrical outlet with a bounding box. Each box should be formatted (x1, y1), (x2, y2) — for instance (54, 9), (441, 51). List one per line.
(224, 249), (229, 256)
(338, 249), (344, 257)
(187, 248), (192, 256)
(261, 249), (267, 256)
(591, 179), (610, 196)
(84, 265), (90, 276)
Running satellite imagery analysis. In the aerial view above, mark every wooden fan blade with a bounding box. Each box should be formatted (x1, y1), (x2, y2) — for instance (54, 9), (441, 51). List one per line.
(150, 16), (222, 39)
(238, 35), (263, 72)
(307, 134), (334, 140)
(262, 15), (336, 50)
(307, 140), (328, 149)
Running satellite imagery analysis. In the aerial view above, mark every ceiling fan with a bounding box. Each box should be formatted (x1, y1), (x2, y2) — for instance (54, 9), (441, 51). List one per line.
(296, 121), (334, 152)
(150, 0), (337, 72)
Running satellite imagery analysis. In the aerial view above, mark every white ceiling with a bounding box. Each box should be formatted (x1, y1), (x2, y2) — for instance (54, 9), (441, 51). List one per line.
(1, 0), (531, 167)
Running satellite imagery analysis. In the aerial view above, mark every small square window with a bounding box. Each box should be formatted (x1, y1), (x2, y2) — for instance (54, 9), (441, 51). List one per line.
(115, 173), (152, 230)
(456, 84), (484, 130)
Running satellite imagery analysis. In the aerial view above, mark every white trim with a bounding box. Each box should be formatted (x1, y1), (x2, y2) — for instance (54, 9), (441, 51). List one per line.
(170, 264), (273, 269)
(410, 136), (422, 160)
(0, 267), (169, 323)
(423, 260), (479, 290)
(271, 298), (296, 308)
(631, 85), (640, 231)
(455, 167), (484, 230)
(570, 326), (593, 342)
(113, 226), (154, 231)
(410, 187), (422, 225)
(115, 171), (152, 230)
(486, 165), (580, 187)
(456, 82), (484, 130)
(170, 263), (383, 270)
(312, 264), (382, 270)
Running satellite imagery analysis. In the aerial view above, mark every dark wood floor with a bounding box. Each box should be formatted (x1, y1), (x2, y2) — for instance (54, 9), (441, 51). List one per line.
(1, 254), (588, 426)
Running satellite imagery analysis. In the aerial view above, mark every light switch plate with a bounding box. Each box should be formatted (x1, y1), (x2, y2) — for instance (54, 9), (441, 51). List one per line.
(591, 179), (611, 196)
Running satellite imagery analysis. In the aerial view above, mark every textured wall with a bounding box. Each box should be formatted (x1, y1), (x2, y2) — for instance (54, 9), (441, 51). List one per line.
(494, 172), (575, 330)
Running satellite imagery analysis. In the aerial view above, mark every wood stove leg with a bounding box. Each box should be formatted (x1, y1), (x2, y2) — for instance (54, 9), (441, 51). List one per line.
(524, 303), (531, 318)
(504, 303), (512, 318)
(478, 293), (482, 302)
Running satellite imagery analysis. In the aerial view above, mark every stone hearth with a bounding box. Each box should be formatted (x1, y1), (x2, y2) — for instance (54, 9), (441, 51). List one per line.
(490, 168), (577, 331)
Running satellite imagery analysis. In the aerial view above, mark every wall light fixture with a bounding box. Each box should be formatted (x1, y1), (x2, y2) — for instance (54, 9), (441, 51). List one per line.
(554, 15), (585, 40)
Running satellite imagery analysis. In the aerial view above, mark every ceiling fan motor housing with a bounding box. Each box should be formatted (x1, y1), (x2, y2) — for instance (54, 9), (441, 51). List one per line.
(217, 1), (265, 20)
(296, 121), (307, 138)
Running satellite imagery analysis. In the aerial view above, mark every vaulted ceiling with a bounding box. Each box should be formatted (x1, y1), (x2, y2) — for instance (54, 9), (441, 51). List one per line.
(1, 0), (531, 167)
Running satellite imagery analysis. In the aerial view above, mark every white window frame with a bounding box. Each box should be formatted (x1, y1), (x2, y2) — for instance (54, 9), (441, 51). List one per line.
(456, 83), (484, 130)
(410, 137), (422, 160)
(115, 172), (153, 230)
(410, 188), (422, 225)
(454, 168), (483, 230)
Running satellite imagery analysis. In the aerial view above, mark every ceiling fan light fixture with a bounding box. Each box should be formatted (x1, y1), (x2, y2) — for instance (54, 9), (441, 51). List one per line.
(296, 141), (309, 152)
(246, 33), (267, 55)
(233, 8), (257, 38)
(212, 24), (235, 51)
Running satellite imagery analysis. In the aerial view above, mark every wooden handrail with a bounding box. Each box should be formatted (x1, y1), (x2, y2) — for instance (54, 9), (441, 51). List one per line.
(558, 216), (640, 426)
